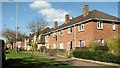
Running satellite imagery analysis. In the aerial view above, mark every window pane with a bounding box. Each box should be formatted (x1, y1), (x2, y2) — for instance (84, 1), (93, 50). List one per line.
(112, 22), (115, 30)
(79, 40), (85, 47)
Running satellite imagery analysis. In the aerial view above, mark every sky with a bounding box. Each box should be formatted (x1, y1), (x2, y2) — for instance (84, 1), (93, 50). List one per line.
(1, 0), (119, 39)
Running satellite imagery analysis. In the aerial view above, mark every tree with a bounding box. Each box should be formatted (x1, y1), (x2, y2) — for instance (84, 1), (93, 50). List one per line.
(2, 28), (24, 49)
(107, 37), (120, 55)
(27, 18), (48, 56)
(27, 18), (48, 37)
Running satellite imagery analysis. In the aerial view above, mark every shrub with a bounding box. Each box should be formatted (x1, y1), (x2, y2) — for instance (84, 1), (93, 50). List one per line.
(88, 41), (102, 51)
(48, 49), (57, 56)
(95, 45), (109, 51)
(73, 50), (120, 64)
(107, 37), (120, 55)
(39, 46), (47, 53)
(88, 41), (109, 51)
(31, 43), (38, 51)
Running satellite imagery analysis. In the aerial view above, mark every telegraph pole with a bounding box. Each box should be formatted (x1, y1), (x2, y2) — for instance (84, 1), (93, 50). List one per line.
(16, 0), (19, 53)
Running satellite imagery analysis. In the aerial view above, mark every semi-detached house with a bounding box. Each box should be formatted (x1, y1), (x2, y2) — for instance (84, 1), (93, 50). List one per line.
(43, 5), (120, 50)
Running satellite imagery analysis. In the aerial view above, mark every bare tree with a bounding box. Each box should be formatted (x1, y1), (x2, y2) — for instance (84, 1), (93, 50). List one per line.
(27, 18), (48, 56)
(27, 18), (48, 37)
(2, 28), (24, 49)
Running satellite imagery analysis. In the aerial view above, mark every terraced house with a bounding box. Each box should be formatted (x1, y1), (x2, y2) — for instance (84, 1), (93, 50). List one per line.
(44, 5), (120, 50)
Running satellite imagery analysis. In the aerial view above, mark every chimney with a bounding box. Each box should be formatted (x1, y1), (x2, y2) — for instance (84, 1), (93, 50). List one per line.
(65, 14), (70, 24)
(54, 21), (58, 29)
(82, 5), (89, 17)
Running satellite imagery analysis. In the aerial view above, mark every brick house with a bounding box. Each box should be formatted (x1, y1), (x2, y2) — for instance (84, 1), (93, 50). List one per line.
(44, 5), (120, 50)
(37, 27), (52, 49)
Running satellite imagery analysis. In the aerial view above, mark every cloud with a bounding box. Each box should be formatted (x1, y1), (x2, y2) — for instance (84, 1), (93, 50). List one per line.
(29, 0), (51, 9)
(29, 0), (68, 22)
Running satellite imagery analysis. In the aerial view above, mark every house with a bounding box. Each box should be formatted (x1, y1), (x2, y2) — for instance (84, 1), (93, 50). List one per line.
(17, 41), (24, 50)
(24, 33), (34, 51)
(37, 27), (52, 50)
(44, 5), (120, 50)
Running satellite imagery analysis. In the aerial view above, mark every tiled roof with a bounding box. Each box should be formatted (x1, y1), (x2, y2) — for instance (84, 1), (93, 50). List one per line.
(47, 10), (120, 34)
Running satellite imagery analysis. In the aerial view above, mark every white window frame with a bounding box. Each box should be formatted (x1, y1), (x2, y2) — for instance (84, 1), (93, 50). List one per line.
(112, 22), (116, 30)
(78, 24), (84, 32)
(60, 42), (64, 49)
(97, 20), (103, 29)
(68, 27), (72, 34)
(53, 43), (57, 49)
(59, 30), (63, 36)
(53, 32), (56, 38)
(97, 38), (104, 44)
(79, 40), (85, 47)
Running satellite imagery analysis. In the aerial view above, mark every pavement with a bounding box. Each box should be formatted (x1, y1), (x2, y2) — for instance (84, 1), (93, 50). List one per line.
(23, 51), (119, 68)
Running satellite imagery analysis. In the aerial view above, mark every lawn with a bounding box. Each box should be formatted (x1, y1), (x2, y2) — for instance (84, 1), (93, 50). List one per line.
(6, 50), (80, 68)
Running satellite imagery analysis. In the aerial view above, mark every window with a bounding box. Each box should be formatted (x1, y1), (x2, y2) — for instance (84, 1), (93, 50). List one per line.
(79, 40), (85, 47)
(97, 20), (103, 29)
(78, 24), (84, 31)
(97, 38), (104, 44)
(53, 43), (57, 49)
(68, 27), (72, 34)
(68, 41), (72, 49)
(53, 32), (56, 37)
(112, 22), (116, 30)
(59, 30), (63, 36)
(60, 42), (64, 49)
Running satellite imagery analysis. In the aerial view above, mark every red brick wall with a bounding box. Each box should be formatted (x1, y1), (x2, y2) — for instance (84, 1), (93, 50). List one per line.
(93, 21), (119, 42)
(49, 20), (120, 49)
(76, 21), (94, 48)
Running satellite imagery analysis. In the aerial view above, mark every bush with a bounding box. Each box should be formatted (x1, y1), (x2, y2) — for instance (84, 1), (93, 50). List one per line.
(48, 49), (57, 56)
(31, 43), (38, 51)
(95, 45), (109, 51)
(39, 46), (47, 53)
(88, 41), (102, 51)
(107, 37), (120, 55)
(73, 50), (120, 64)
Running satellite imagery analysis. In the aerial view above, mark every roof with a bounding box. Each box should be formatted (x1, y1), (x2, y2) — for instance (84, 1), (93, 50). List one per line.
(37, 27), (53, 43)
(49, 10), (120, 33)
(40, 27), (52, 34)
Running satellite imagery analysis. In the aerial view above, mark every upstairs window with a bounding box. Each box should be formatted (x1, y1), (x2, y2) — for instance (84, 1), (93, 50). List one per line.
(79, 40), (85, 47)
(97, 20), (103, 29)
(68, 27), (72, 34)
(53, 32), (56, 38)
(78, 24), (84, 32)
(59, 30), (63, 36)
(112, 22), (116, 30)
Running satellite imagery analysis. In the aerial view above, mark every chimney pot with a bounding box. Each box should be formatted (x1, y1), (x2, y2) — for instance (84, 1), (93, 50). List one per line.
(65, 14), (70, 24)
(82, 5), (89, 17)
(54, 21), (58, 29)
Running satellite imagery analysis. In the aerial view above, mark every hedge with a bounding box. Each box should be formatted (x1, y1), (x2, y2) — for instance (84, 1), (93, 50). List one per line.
(94, 45), (109, 51)
(73, 50), (120, 64)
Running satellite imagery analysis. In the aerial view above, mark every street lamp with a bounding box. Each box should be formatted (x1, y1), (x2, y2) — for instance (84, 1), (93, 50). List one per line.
(16, 0), (19, 53)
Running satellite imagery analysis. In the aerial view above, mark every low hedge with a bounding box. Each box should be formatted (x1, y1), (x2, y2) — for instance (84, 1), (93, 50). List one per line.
(73, 50), (120, 64)
(94, 45), (109, 51)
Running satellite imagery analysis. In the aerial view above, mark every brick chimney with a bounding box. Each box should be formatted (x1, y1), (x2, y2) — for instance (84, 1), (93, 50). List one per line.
(54, 21), (58, 29)
(82, 5), (89, 17)
(65, 14), (70, 24)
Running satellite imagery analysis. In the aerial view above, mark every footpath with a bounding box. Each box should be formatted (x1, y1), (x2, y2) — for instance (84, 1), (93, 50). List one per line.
(23, 51), (119, 68)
